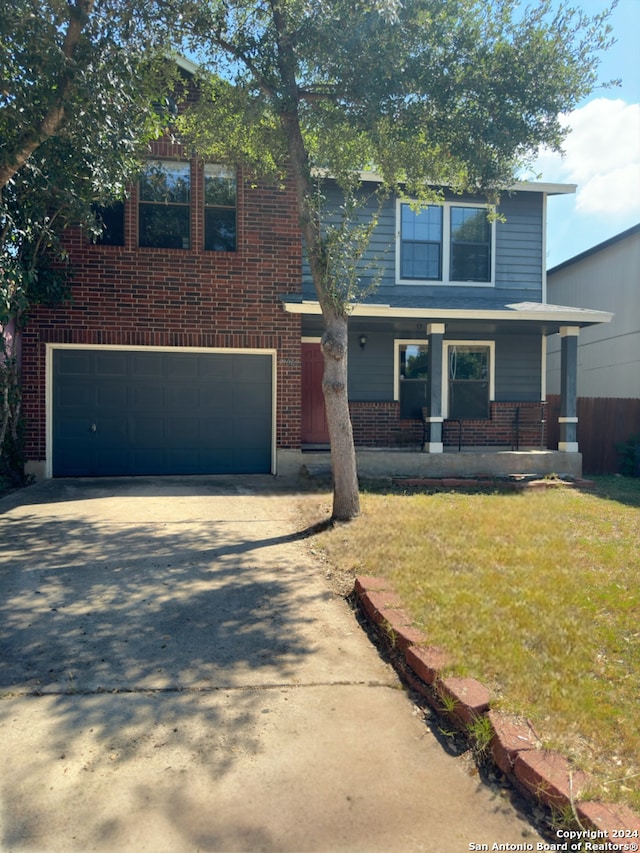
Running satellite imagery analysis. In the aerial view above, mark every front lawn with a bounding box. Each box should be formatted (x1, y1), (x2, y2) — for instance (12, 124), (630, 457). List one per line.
(311, 476), (640, 812)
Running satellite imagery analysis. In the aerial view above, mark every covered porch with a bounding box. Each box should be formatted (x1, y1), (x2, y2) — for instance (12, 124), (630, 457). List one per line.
(285, 295), (613, 478)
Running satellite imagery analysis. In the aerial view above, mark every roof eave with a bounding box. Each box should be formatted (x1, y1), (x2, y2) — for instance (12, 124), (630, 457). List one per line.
(282, 299), (613, 328)
(311, 169), (576, 197)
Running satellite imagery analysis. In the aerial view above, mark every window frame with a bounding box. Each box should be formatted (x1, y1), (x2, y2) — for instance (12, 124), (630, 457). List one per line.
(138, 159), (191, 250)
(203, 163), (237, 252)
(396, 200), (496, 287)
(441, 341), (495, 419)
(393, 339), (430, 417)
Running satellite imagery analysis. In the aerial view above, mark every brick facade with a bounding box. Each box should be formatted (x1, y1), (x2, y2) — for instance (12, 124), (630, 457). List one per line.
(350, 401), (547, 450)
(22, 147), (303, 466)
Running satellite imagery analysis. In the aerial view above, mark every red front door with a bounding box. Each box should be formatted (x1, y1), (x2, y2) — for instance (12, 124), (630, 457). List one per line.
(301, 342), (329, 444)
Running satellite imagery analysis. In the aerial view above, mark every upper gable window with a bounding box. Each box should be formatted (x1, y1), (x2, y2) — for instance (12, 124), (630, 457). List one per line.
(397, 201), (494, 286)
(139, 160), (191, 249)
(204, 165), (236, 252)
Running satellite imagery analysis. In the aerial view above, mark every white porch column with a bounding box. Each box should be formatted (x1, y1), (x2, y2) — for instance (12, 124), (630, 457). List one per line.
(424, 323), (445, 453)
(559, 326), (579, 452)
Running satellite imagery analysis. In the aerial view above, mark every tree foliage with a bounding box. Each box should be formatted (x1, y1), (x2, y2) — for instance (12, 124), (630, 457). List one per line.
(172, 0), (613, 519)
(0, 0), (178, 481)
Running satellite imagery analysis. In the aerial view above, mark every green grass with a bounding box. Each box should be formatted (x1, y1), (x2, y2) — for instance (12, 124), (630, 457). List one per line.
(311, 476), (640, 812)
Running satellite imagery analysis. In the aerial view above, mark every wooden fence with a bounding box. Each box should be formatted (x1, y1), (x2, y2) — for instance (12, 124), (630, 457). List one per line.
(546, 395), (640, 475)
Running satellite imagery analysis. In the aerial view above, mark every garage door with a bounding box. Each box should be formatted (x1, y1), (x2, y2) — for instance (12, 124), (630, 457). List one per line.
(52, 349), (273, 476)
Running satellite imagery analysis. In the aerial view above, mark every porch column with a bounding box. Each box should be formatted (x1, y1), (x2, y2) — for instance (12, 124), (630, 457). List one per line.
(424, 323), (445, 453)
(558, 326), (579, 452)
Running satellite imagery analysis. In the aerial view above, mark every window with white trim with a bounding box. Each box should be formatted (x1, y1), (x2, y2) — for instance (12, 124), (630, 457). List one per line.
(443, 342), (495, 419)
(397, 201), (494, 285)
(394, 340), (429, 419)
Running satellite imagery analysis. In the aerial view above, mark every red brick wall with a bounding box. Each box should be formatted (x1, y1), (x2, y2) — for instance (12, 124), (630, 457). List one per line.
(22, 150), (303, 464)
(350, 401), (547, 449)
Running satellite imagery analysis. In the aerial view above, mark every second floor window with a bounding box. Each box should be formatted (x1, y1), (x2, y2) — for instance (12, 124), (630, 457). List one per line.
(450, 206), (491, 282)
(398, 201), (493, 285)
(205, 165), (237, 251)
(93, 201), (125, 246)
(139, 160), (191, 249)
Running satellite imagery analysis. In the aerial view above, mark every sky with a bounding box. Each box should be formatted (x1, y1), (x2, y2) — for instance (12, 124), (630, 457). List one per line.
(528, 0), (640, 269)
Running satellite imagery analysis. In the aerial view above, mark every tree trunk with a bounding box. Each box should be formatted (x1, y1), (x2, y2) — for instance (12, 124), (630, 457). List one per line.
(279, 114), (361, 520)
(322, 313), (360, 520)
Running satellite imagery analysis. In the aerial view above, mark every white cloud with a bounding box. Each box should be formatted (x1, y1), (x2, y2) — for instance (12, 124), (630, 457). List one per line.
(532, 98), (640, 220)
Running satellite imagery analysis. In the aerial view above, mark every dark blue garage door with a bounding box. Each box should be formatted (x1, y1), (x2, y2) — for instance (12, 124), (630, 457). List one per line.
(52, 349), (273, 476)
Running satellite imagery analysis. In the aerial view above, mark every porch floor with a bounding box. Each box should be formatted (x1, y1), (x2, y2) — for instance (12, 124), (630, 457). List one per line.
(280, 448), (582, 480)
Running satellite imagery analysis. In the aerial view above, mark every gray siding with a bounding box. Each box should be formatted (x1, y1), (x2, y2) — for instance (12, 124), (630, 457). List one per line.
(344, 328), (542, 403)
(302, 182), (544, 301)
(494, 335), (542, 401)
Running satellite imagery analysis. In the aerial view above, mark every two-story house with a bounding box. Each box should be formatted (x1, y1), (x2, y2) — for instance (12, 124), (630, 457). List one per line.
(20, 158), (612, 481)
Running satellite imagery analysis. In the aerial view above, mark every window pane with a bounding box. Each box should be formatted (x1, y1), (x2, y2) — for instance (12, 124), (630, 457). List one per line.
(448, 346), (488, 380)
(140, 161), (190, 204)
(94, 201), (124, 246)
(401, 241), (441, 280)
(450, 206), (491, 282)
(204, 208), (236, 251)
(205, 166), (236, 207)
(400, 204), (442, 279)
(401, 345), (429, 380)
(401, 204), (442, 242)
(399, 344), (429, 419)
(448, 346), (490, 419)
(451, 207), (489, 242)
(451, 244), (490, 281)
(204, 165), (237, 251)
(449, 381), (489, 419)
(139, 205), (190, 249)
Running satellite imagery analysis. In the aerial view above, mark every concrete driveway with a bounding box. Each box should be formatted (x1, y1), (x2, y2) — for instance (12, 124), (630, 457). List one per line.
(0, 476), (542, 852)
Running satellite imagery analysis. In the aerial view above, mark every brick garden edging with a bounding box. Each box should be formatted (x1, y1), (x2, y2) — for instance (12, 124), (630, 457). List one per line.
(353, 575), (640, 841)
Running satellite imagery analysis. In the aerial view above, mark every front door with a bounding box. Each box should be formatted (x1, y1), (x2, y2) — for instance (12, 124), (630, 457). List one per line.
(301, 342), (329, 444)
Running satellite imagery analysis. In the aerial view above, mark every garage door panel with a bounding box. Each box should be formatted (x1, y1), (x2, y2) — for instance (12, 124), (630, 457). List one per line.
(96, 352), (128, 376)
(233, 357), (271, 382)
(199, 356), (234, 380)
(200, 419), (234, 447)
(166, 354), (199, 378)
(130, 383), (166, 411)
(232, 391), (271, 418)
(53, 349), (273, 476)
(56, 382), (95, 411)
(56, 351), (94, 375)
(198, 384), (232, 412)
(96, 382), (128, 409)
(164, 417), (200, 443)
(130, 417), (165, 444)
(130, 352), (164, 376)
(164, 385), (200, 409)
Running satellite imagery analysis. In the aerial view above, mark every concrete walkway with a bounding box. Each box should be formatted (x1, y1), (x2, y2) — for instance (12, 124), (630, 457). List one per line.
(0, 477), (542, 852)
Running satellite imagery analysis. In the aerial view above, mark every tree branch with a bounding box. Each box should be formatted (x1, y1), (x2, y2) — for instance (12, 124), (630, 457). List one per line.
(0, 0), (95, 190)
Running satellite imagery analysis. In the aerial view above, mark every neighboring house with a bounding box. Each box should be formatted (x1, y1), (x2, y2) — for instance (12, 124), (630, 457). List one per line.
(545, 224), (639, 474)
(18, 92), (613, 478)
(546, 224), (640, 399)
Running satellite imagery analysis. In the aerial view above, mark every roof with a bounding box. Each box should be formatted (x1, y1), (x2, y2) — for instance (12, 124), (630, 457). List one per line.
(313, 169), (576, 197)
(548, 223), (640, 275)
